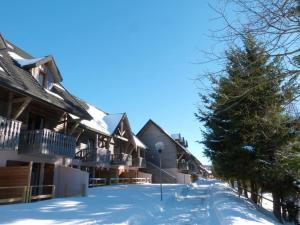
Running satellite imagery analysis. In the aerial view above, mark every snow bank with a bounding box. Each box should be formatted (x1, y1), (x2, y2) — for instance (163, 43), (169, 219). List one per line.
(209, 180), (280, 225)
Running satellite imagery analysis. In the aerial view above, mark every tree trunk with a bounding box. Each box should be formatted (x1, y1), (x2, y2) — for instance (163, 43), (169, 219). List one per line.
(242, 180), (249, 198)
(237, 180), (242, 197)
(230, 179), (234, 188)
(272, 191), (282, 223)
(250, 180), (258, 204)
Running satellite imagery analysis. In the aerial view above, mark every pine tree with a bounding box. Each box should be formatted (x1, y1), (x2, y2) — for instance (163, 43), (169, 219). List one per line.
(196, 35), (300, 221)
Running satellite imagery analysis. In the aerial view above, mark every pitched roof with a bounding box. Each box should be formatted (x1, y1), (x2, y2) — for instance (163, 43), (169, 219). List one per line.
(73, 99), (126, 136)
(137, 119), (192, 155)
(133, 134), (147, 149)
(13, 55), (62, 82)
(0, 35), (91, 120)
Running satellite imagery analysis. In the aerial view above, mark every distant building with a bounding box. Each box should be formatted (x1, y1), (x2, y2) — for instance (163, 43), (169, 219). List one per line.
(137, 119), (208, 183)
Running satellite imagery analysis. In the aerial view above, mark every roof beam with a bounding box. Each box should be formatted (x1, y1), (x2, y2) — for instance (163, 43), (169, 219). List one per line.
(69, 120), (81, 135)
(12, 97), (31, 120)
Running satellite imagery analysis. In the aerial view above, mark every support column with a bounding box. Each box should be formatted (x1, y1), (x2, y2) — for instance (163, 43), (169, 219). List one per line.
(6, 92), (13, 119)
(38, 163), (45, 195)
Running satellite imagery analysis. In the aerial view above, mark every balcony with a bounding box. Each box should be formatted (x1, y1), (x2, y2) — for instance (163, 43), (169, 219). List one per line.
(0, 116), (22, 151)
(19, 129), (76, 158)
(132, 157), (146, 168)
(75, 148), (111, 164)
(111, 153), (132, 166)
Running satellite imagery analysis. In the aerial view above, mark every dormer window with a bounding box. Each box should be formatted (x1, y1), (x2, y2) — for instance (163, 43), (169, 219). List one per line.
(37, 70), (47, 87)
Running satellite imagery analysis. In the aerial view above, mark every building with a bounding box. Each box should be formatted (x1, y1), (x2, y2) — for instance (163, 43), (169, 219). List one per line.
(68, 100), (151, 184)
(0, 34), (92, 203)
(137, 119), (206, 183)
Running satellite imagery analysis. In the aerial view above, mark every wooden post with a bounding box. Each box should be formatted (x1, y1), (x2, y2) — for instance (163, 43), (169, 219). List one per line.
(26, 161), (33, 203)
(22, 186), (27, 203)
(6, 92), (13, 119)
(64, 113), (68, 135)
(12, 97), (31, 120)
(52, 185), (56, 198)
(39, 163), (45, 195)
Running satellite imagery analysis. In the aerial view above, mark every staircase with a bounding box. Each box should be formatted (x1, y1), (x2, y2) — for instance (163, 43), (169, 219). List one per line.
(145, 161), (177, 183)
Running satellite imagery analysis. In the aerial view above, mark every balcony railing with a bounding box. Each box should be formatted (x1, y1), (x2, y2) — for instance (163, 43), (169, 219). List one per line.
(0, 116), (22, 151)
(132, 157), (146, 168)
(76, 148), (111, 164)
(19, 129), (76, 158)
(111, 153), (132, 166)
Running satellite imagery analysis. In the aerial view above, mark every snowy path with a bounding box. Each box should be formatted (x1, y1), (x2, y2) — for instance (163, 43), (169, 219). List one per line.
(0, 179), (280, 225)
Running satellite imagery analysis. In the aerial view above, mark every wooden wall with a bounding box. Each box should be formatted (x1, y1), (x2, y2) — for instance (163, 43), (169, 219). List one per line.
(138, 123), (177, 169)
(0, 166), (30, 200)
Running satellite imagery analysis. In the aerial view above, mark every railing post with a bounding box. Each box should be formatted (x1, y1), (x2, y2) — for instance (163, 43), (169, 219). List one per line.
(27, 186), (32, 203)
(22, 186), (27, 203)
(52, 185), (56, 199)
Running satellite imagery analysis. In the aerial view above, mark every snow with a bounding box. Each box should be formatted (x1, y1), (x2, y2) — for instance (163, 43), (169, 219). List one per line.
(133, 135), (147, 149)
(6, 42), (14, 49)
(7, 51), (24, 60)
(0, 180), (280, 225)
(45, 89), (64, 100)
(261, 193), (273, 212)
(15, 57), (45, 67)
(103, 113), (125, 135)
(53, 83), (66, 91)
(7, 51), (45, 68)
(80, 103), (124, 136)
(243, 145), (255, 152)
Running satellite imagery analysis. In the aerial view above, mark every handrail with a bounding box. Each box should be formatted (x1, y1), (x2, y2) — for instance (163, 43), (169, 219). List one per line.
(147, 161), (177, 180)
(20, 129), (75, 157)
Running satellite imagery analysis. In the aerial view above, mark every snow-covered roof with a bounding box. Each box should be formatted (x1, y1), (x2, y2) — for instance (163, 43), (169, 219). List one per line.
(133, 135), (147, 149)
(15, 57), (45, 67)
(79, 103), (124, 136)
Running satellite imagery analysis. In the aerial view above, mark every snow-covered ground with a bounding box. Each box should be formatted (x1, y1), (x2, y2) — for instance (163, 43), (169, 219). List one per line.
(0, 179), (280, 225)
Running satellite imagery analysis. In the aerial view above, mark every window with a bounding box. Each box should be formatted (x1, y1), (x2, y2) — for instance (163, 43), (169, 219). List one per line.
(37, 71), (47, 87)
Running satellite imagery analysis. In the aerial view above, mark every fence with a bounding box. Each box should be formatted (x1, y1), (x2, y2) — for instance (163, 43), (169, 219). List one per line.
(232, 184), (299, 224)
(89, 178), (107, 187)
(89, 177), (152, 186)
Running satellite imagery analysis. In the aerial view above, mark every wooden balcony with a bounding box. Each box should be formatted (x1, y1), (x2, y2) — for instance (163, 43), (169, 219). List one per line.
(75, 148), (111, 164)
(0, 116), (22, 151)
(19, 129), (76, 158)
(132, 157), (146, 168)
(111, 153), (132, 166)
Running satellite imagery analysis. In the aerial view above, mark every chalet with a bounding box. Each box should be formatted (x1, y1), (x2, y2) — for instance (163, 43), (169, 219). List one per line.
(137, 119), (206, 183)
(0, 34), (90, 203)
(68, 100), (151, 185)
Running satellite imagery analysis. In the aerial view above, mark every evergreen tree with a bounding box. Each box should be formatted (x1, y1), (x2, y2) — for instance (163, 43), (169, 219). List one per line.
(196, 35), (300, 221)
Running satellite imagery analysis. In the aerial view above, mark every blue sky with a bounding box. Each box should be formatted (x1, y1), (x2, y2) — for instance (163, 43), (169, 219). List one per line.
(2, 0), (223, 165)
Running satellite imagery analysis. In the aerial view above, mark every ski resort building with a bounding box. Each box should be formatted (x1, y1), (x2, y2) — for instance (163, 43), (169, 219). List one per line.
(0, 33), (204, 204)
(0, 34), (91, 203)
(137, 119), (208, 183)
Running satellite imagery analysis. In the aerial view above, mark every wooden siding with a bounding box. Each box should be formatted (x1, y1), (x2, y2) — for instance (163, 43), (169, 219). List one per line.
(138, 123), (177, 169)
(0, 166), (29, 201)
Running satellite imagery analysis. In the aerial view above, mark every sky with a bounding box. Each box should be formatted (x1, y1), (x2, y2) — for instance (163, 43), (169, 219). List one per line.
(1, 0), (224, 165)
